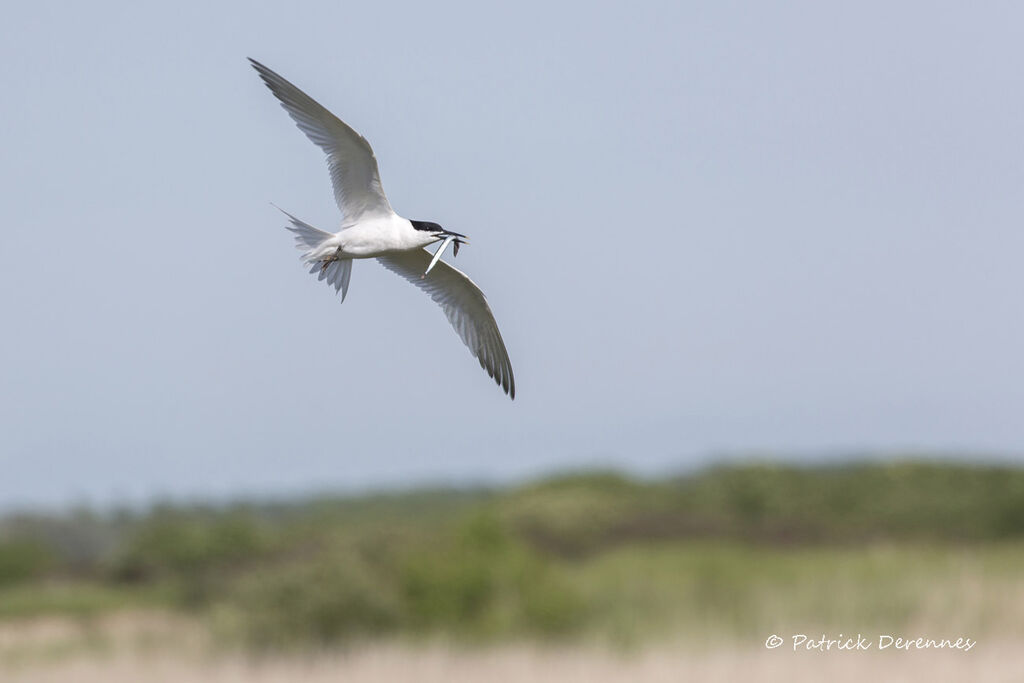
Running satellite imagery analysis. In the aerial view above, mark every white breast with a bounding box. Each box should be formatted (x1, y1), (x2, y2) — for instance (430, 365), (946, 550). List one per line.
(338, 214), (436, 258)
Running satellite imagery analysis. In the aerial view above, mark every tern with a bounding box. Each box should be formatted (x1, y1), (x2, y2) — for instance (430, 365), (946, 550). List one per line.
(250, 59), (515, 399)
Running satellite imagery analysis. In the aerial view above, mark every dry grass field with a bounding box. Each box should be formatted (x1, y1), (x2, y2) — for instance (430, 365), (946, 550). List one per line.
(0, 612), (1018, 683)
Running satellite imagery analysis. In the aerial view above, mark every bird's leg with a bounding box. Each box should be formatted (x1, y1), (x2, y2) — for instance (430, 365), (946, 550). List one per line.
(321, 247), (343, 273)
(424, 236), (456, 278)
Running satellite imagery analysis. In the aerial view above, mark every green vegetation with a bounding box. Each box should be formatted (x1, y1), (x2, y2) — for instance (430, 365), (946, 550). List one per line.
(2, 461), (1024, 646)
(0, 538), (54, 587)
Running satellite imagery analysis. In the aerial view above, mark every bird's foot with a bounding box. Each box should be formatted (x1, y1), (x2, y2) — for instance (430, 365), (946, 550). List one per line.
(321, 248), (342, 273)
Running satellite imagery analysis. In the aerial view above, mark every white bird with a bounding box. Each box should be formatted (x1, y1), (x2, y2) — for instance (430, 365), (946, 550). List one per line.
(251, 59), (515, 399)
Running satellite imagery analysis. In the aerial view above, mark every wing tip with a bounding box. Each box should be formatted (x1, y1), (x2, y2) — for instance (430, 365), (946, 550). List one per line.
(496, 366), (515, 400)
(248, 57), (268, 75)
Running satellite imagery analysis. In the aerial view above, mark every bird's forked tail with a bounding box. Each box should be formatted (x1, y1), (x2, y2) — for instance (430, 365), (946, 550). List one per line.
(274, 206), (353, 302)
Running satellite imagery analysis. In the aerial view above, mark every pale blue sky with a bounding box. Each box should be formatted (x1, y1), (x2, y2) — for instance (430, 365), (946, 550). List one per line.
(2, 1), (1022, 508)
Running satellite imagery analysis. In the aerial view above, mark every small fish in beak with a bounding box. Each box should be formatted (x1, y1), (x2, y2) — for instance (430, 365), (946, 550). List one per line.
(424, 235), (456, 277)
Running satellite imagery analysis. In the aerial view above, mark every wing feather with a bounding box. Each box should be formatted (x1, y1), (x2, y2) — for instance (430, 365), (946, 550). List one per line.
(250, 59), (393, 221)
(377, 250), (515, 399)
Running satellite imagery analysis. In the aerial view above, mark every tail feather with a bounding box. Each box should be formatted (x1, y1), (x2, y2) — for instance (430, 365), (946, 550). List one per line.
(274, 205), (353, 302)
(318, 259), (353, 302)
(275, 205), (333, 252)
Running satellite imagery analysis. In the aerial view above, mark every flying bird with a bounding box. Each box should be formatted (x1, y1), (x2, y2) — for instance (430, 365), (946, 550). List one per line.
(250, 59), (515, 399)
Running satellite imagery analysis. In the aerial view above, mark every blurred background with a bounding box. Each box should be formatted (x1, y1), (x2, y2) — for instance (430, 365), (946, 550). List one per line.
(1, 1), (1022, 680)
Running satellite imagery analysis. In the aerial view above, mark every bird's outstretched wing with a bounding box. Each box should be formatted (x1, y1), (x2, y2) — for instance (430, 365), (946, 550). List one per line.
(377, 250), (515, 399)
(250, 59), (394, 221)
